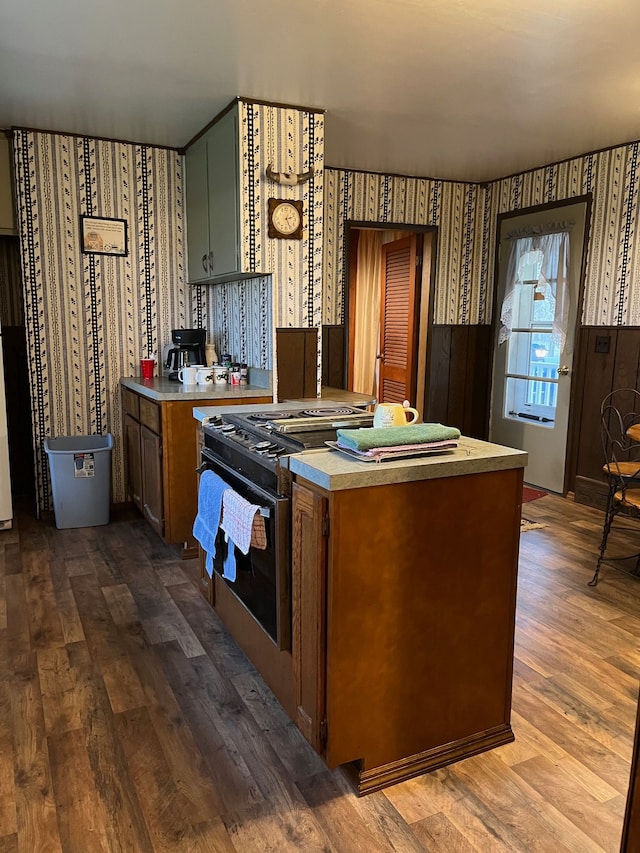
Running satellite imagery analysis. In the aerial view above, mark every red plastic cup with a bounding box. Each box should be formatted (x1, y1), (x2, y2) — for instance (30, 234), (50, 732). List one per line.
(140, 358), (155, 380)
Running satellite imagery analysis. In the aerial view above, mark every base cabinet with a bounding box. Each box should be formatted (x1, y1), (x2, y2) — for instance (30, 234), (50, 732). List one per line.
(292, 481), (327, 753)
(121, 385), (271, 551)
(291, 466), (523, 795)
(123, 413), (143, 513)
(140, 424), (163, 538)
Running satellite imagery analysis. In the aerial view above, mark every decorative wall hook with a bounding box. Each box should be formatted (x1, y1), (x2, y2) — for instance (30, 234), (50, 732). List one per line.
(266, 163), (314, 186)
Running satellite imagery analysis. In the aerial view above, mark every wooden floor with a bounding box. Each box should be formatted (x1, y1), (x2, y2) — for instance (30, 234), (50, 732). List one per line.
(1, 493), (639, 852)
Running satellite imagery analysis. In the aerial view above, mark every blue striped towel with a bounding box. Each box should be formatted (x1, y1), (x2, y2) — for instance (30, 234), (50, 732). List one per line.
(192, 470), (228, 577)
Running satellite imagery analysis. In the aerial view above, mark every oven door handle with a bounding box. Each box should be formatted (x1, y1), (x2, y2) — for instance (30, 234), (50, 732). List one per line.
(198, 450), (277, 517)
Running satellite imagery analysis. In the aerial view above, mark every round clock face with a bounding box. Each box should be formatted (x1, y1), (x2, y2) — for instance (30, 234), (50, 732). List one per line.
(272, 202), (301, 235)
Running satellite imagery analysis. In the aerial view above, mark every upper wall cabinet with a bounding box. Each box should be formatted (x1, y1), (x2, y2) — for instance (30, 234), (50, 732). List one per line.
(185, 104), (261, 284)
(0, 136), (16, 235)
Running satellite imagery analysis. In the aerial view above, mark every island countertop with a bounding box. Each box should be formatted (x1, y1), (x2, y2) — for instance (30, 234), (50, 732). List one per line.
(287, 437), (528, 491)
(121, 376), (273, 402)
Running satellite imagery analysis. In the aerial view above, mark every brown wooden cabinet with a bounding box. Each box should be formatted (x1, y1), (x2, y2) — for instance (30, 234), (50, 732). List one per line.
(292, 481), (327, 753)
(140, 424), (163, 538)
(123, 413), (143, 513)
(121, 384), (271, 552)
(291, 465), (523, 795)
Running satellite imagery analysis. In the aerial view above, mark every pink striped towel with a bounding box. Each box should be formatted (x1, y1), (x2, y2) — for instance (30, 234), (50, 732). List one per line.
(220, 489), (262, 555)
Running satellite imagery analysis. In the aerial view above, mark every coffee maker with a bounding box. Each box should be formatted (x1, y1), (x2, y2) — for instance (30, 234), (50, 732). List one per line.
(164, 329), (206, 380)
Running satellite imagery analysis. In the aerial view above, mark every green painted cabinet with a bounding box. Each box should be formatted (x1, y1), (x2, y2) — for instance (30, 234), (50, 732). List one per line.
(185, 106), (242, 283)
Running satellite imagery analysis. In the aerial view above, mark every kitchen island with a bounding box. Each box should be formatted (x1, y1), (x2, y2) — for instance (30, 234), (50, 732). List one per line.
(192, 404), (527, 794)
(289, 440), (527, 793)
(120, 377), (272, 553)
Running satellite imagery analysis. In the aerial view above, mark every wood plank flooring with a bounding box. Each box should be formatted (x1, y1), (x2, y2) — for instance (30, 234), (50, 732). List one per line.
(1, 494), (639, 852)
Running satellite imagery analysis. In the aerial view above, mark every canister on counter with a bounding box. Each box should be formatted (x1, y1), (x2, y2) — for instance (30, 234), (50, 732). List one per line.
(221, 352), (232, 367)
(240, 363), (248, 384)
(230, 363), (241, 385)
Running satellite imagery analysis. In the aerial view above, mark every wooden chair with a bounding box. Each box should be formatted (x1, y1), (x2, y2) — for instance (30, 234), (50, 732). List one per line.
(590, 388), (640, 586)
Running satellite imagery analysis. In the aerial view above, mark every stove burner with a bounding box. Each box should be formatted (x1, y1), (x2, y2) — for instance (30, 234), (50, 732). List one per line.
(248, 412), (297, 422)
(300, 407), (356, 418)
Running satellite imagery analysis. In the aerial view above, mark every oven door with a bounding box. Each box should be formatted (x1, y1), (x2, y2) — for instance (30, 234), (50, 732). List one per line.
(200, 448), (291, 651)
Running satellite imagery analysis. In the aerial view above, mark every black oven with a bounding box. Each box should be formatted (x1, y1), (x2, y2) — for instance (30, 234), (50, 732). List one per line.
(199, 447), (291, 650)
(198, 405), (373, 652)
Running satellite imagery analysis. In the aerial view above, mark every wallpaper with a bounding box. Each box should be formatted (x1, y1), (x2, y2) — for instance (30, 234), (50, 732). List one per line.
(195, 275), (272, 369)
(491, 146), (640, 326)
(12, 130), (184, 512)
(325, 142), (640, 328)
(238, 101), (325, 329)
(323, 169), (487, 325)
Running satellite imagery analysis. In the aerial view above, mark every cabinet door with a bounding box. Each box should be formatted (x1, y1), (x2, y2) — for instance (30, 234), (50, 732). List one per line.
(123, 414), (143, 512)
(207, 108), (240, 278)
(185, 136), (210, 283)
(140, 424), (164, 538)
(292, 481), (327, 753)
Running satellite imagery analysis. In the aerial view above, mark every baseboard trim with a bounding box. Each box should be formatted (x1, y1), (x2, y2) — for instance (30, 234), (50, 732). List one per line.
(340, 724), (515, 795)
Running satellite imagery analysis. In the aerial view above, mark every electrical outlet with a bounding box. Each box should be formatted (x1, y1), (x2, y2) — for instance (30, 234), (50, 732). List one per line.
(595, 335), (611, 354)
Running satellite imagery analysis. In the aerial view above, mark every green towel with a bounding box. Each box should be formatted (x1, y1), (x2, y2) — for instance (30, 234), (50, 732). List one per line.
(336, 423), (461, 452)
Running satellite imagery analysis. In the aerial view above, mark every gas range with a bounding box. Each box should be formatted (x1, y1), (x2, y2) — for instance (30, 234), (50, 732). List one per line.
(202, 405), (373, 478)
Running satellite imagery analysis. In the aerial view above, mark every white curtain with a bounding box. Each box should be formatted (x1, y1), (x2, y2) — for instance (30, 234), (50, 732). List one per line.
(499, 227), (572, 353)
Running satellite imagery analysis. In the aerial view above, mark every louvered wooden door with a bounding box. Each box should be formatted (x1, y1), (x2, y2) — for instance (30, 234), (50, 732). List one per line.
(378, 235), (419, 402)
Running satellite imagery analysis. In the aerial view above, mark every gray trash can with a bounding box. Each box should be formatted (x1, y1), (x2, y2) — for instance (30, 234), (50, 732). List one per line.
(44, 434), (114, 529)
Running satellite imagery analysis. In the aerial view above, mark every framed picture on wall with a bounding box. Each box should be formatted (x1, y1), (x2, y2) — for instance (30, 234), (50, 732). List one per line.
(80, 216), (128, 256)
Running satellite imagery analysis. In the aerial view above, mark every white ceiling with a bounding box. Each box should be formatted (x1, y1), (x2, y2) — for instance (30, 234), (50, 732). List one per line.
(2, 0), (640, 182)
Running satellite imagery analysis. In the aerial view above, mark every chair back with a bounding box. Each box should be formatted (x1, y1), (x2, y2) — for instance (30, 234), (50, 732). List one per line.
(601, 388), (640, 485)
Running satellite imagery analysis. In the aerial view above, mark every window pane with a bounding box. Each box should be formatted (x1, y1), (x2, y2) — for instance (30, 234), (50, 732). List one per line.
(504, 376), (556, 426)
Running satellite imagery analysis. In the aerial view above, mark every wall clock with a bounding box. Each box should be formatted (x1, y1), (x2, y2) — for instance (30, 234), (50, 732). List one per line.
(268, 198), (303, 239)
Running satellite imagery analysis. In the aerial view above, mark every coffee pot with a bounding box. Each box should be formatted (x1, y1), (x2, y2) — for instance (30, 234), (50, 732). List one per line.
(373, 401), (420, 428)
(164, 328), (206, 379)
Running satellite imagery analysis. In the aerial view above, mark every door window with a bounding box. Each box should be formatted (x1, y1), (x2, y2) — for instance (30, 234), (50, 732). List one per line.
(503, 247), (560, 427)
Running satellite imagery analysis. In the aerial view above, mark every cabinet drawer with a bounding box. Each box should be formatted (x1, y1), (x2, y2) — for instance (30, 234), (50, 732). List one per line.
(122, 388), (140, 420)
(139, 397), (161, 434)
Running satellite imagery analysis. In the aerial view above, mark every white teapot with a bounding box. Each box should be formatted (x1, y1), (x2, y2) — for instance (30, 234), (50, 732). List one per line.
(373, 401), (419, 428)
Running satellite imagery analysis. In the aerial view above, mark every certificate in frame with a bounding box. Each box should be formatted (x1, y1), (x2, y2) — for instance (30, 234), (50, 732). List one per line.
(80, 216), (128, 256)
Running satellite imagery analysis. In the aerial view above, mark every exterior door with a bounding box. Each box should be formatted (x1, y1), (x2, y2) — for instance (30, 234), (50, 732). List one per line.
(489, 202), (587, 493)
(377, 235), (419, 403)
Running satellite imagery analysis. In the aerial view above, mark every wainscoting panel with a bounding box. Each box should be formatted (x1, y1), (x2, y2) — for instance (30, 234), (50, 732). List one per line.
(275, 328), (318, 401)
(425, 325), (492, 439)
(572, 326), (640, 508)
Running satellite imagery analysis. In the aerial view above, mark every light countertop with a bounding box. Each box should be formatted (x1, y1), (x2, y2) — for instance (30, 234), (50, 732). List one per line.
(121, 376), (273, 402)
(287, 437), (528, 491)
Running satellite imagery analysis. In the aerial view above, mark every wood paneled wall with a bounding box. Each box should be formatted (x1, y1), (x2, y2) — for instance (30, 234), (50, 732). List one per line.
(425, 325), (493, 439)
(571, 326), (640, 508)
(275, 328), (318, 402)
(321, 325), (346, 389)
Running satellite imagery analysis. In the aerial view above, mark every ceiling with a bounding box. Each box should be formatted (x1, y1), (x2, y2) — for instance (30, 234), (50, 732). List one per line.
(2, 0), (640, 182)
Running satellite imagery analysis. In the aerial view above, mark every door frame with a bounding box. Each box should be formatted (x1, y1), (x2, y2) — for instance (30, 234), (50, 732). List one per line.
(488, 194), (592, 495)
(343, 220), (438, 410)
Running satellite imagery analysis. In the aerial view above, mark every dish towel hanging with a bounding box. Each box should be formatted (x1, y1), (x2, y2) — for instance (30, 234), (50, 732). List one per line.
(192, 470), (228, 578)
(220, 488), (263, 582)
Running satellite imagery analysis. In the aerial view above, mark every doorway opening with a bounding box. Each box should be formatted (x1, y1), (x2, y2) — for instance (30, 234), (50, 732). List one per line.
(489, 198), (590, 494)
(325, 222), (436, 416)
(0, 235), (34, 510)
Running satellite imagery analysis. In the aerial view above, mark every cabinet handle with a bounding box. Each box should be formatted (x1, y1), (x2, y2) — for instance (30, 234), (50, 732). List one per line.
(202, 253), (209, 273)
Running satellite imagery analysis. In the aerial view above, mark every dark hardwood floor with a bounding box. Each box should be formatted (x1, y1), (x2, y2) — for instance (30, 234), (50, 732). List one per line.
(1, 493), (639, 852)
